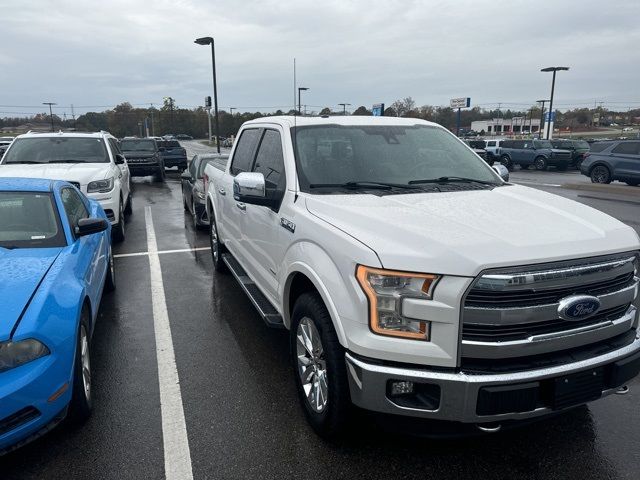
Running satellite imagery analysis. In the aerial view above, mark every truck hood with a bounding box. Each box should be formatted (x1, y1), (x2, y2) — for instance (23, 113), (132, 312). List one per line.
(0, 163), (112, 187)
(0, 247), (62, 341)
(304, 185), (639, 277)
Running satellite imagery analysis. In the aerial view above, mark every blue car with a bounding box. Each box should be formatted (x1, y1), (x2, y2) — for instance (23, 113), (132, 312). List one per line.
(0, 177), (115, 454)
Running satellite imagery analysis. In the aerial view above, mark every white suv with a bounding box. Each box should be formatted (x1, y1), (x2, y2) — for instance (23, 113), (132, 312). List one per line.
(0, 131), (131, 242)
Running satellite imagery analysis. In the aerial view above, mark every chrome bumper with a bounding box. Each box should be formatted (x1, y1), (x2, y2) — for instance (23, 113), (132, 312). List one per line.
(345, 324), (640, 424)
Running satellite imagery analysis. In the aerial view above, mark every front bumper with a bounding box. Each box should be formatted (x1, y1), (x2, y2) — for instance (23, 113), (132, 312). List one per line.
(0, 354), (72, 453)
(88, 191), (119, 225)
(162, 155), (187, 168)
(346, 328), (640, 424)
(129, 163), (161, 176)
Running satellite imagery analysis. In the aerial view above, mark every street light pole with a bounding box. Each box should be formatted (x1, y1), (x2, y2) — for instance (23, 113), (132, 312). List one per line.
(541, 66), (569, 140)
(298, 87), (309, 115)
(338, 103), (351, 115)
(43, 102), (56, 132)
(195, 36), (221, 153)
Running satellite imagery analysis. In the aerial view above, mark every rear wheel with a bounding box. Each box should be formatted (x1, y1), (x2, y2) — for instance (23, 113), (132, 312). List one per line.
(68, 309), (92, 424)
(500, 155), (513, 171)
(291, 292), (350, 438)
(209, 210), (227, 273)
(112, 201), (125, 243)
(590, 165), (611, 184)
(534, 156), (548, 171)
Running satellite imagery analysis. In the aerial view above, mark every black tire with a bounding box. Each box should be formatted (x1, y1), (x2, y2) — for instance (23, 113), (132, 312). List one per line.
(182, 188), (189, 211)
(192, 199), (203, 230)
(104, 247), (116, 292)
(290, 292), (350, 438)
(534, 156), (548, 171)
(500, 155), (513, 171)
(209, 210), (227, 273)
(112, 201), (125, 243)
(68, 308), (93, 424)
(124, 192), (133, 216)
(590, 165), (611, 184)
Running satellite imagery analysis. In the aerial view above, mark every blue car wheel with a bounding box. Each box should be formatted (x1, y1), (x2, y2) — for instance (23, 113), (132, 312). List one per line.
(68, 309), (92, 424)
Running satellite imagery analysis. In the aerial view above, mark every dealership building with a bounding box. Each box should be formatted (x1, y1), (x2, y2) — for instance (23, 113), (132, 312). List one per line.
(471, 117), (541, 135)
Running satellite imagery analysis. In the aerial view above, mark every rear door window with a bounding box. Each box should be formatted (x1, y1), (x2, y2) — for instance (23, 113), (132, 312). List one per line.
(589, 142), (611, 153)
(230, 129), (261, 175)
(612, 142), (640, 155)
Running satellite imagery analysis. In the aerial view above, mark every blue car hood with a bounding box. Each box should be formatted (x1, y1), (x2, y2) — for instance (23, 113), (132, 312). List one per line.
(0, 247), (62, 341)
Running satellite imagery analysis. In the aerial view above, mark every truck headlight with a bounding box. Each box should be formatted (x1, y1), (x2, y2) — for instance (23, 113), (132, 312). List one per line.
(356, 265), (440, 340)
(0, 339), (50, 373)
(87, 177), (114, 193)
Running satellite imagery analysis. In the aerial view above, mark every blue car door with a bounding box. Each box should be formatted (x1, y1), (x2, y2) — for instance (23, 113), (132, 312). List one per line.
(59, 187), (105, 309)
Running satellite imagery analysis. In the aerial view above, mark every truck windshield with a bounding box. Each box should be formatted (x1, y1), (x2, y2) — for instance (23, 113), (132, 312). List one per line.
(292, 124), (499, 191)
(2, 137), (109, 164)
(0, 192), (66, 248)
(121, 140), (156, 152)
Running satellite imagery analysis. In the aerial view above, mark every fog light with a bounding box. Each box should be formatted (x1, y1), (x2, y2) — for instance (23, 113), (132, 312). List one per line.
(390, 380), (414, 396)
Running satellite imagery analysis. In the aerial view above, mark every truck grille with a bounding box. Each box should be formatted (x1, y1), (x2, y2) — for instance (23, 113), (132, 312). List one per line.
(461, 253), (639, 360)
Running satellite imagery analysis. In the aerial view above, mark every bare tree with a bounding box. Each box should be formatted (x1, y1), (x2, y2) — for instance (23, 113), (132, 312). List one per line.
(390, 97), (416, 117)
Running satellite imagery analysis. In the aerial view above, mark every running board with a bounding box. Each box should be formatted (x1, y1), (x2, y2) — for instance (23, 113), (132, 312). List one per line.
(221, 253), (285, 329)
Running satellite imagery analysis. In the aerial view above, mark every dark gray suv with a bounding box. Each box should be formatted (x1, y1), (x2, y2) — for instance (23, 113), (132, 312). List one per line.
(499, 139), (572, 171)
(580, 140), (640, 186)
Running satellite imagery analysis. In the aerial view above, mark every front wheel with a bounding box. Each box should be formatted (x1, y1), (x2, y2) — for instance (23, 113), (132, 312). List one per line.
(500, 155), (513, 171)
(590, 165), (611, 184)
(291, 292), (350, 438)
(68, 310), (93, 424)
(534, 156), (548, 171)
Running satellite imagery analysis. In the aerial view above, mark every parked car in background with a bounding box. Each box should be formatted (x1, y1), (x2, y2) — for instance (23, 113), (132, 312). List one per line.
(550, 139), (591, 168)
(499, 139), (572, 171)
(176, 134), (193, 140)
(0, 131), (131, 242)
(0, 177), (115, 454)
(120, 138), (166, 182)
(158, 139), (188, 171)
(463, 140), (492, 165)
(580, 140), (640, 186)
(181, 153), (229, 229)
(483, 138), (504, 163)
(0, 137), (14, 159)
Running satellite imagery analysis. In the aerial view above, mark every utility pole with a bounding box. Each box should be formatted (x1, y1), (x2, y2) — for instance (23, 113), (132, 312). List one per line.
(537, 99), (548, 138)
(229, 107), (235, 115)
(338, 103), (351, 115)
(71, 104), (76, 130)
(150, 104), (155, 136)
(43, 102), (56, 132)
(298, 87), (309, 115)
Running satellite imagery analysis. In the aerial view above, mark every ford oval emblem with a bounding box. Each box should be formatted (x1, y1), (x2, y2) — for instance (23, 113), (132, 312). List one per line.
(558, 295), (601, 321)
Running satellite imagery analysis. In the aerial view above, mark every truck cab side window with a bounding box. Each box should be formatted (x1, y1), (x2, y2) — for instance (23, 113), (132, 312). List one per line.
(230, 129), (261, 175)
(252, 130), (286, 191)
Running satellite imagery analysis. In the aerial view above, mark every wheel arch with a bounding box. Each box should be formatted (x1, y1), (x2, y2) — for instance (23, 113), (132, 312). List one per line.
(588, 161), (612, 175)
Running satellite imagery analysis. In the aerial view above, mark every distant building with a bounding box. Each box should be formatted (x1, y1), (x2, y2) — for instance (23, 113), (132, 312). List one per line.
(471, 117), (540, 135)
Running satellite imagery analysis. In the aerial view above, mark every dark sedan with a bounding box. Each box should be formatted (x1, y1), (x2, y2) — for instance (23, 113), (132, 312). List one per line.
(181, 154), (228, 228)
(580, 140), (640, 186)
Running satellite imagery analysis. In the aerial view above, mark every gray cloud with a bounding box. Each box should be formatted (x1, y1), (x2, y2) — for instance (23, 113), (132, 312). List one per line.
(1, 0), (639, 117)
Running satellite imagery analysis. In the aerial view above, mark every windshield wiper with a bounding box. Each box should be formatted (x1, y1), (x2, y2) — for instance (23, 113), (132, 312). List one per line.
(4, 160), (41, 164)
(409, 176), (498, 185)
(48, 159), (84, 163)
(309, 181), (414, 190)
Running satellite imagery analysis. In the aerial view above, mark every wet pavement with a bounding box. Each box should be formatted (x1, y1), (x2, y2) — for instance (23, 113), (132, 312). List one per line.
(1, 142), (639, 479)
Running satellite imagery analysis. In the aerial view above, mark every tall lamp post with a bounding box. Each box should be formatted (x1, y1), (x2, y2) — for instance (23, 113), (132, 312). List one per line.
(298, 87), (309, 115)
(338, 103), (351, 115)
(540, 66), (569, 139)
(43, 102), (57, 132)
(195, 36), (220, 153)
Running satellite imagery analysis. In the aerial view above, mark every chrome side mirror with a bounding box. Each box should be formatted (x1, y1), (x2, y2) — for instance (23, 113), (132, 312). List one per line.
(234, 172), (266, 200)
(492, 164), (510, 182)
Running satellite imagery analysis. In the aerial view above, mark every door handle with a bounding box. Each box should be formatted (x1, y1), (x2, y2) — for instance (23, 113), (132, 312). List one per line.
(219, 188), (226, 195)
(236, 202), (246, 211)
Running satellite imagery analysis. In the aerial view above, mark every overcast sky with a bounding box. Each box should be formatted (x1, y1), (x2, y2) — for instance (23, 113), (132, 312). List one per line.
(2, 0), (639, 117)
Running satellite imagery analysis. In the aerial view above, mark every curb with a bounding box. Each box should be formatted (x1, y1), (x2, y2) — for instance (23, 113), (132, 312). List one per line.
(562, 182), (640, 198)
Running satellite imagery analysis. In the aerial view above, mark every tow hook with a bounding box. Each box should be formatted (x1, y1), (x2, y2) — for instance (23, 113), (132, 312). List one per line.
(476, 423), (502, 433)
(615, 385), (630, 395)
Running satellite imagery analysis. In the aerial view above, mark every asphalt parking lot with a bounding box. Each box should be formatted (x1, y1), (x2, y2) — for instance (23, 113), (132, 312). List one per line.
(1, 141), (639, 480)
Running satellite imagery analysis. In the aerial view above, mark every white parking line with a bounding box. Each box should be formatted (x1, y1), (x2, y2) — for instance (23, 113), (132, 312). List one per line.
(114, 247), (209, 258)
(145, 206), (194, 480)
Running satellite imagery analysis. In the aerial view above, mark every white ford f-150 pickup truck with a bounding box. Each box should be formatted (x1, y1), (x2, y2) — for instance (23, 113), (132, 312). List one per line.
(204, 116), (640, 437)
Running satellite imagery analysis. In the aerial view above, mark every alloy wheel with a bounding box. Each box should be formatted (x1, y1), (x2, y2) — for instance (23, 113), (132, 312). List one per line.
(210, 219), (219, 262)
(80, 325), (91, 402)
(296, 317), (328, 413)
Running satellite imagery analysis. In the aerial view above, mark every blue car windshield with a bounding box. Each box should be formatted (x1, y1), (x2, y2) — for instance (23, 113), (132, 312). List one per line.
(0, 192), (66, 248)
